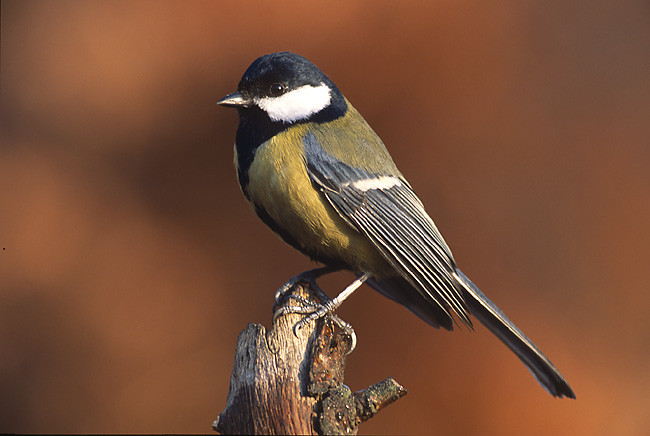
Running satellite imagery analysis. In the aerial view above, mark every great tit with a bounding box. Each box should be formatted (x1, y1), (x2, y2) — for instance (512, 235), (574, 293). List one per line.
(217, 51), (574, 399)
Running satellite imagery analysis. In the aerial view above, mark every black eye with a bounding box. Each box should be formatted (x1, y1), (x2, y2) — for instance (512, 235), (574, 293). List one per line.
(270, 83), (286, 96)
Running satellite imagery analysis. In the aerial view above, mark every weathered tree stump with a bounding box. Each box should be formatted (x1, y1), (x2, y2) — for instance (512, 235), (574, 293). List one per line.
(214, 282), (407, 435)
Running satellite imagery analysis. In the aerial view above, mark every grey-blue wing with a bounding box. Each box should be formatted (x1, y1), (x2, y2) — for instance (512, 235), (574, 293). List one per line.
(304, 133), (575, 398)
(303, 133), (471, 327)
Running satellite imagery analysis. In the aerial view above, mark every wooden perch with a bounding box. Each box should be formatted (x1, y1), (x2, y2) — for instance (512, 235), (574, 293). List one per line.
(214, 282), (407, 435)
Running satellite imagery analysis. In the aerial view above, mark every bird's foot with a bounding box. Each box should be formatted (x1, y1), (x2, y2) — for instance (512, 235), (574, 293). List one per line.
(272, 271), (370, 355)
(274, 297), (357, 354)
(274, 266), (338, 304)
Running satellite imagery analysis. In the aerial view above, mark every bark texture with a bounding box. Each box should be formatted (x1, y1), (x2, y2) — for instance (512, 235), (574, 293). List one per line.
(214, 282), (406, 435)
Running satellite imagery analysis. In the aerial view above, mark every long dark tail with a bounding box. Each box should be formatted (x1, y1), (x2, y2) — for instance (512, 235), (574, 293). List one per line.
(365, 270), (575, 398)
(453, 268), (575, 398)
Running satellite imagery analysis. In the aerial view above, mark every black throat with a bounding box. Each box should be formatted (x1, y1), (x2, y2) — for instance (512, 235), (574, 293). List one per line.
(234, 94), (348, 191)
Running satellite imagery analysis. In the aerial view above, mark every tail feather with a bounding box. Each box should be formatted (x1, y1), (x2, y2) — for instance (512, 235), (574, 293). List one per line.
(453, 268), (575, 398)
(364, 270), (575, 398)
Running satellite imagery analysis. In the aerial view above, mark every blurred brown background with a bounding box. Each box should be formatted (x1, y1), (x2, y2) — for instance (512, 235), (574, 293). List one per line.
(1, 1), (649, 434)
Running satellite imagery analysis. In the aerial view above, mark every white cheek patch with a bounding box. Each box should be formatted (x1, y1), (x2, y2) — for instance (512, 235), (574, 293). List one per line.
(350, 176), (402, 192)
(255, 83), (331, 123)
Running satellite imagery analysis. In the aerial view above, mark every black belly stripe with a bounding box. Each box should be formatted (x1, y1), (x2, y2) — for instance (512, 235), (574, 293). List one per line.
(235, 109), (288, 189)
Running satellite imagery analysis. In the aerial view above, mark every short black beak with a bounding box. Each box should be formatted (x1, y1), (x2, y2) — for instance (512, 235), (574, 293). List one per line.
(217, 91), (252, 108)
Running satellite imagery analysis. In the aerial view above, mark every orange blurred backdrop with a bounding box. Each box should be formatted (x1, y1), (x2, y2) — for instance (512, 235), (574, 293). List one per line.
(2, 1), (649, 434)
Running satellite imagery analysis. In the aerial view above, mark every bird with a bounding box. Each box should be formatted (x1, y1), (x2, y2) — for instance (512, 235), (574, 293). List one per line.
(217, 51), (575, 399)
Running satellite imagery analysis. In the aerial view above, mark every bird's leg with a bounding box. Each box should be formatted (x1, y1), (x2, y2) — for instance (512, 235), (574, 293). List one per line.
(293, 273), (370, 353)
(273, 272), (370, 354)
(294, 273), (370, 327)
(274, 265), (340, 304)
(273, 279), (331, 314)
(294, 273), (370, 340)
(272, 266), (339, 323)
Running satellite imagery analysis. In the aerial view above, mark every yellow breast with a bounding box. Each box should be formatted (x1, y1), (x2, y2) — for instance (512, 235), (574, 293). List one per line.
(239, 125), (390, 275)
